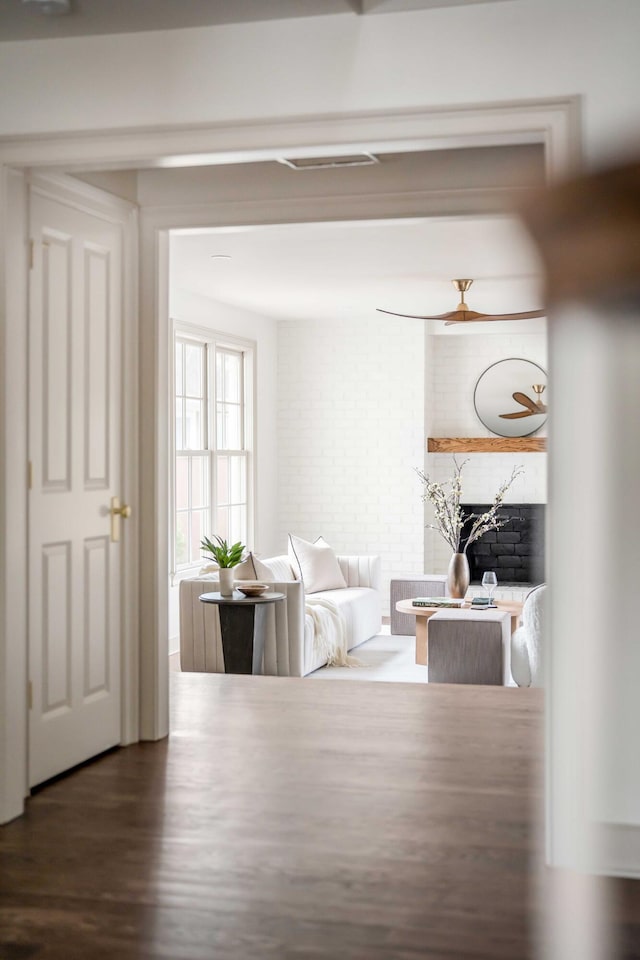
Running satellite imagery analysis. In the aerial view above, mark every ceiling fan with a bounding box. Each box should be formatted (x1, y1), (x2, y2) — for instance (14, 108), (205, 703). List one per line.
(377, 279), (545, 325)
(500, 385), (547, 420)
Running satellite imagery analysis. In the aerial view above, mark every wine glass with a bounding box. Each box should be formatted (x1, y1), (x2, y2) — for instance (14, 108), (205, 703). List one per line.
(482, 571), (498, 603)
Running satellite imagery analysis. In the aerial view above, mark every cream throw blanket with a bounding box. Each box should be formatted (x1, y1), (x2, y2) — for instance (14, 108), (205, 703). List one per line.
(305, 596), (363, 667)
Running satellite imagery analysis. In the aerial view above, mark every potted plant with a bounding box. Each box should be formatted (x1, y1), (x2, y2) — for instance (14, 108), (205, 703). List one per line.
(201, 535), (246, 596)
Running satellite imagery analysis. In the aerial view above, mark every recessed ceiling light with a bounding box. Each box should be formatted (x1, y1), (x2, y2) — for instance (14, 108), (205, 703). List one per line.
(22, 0), (71, 14)
(210, 255), (232, 260)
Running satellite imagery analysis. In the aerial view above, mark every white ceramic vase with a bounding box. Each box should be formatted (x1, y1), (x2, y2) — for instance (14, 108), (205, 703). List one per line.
(218, 567), (235, 597)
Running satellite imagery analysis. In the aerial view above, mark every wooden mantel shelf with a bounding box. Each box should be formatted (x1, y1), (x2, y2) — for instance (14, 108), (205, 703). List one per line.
(427, 437), (546, 453)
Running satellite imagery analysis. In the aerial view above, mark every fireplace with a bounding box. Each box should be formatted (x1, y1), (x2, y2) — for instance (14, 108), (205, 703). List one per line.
(461, 503), (545, 585)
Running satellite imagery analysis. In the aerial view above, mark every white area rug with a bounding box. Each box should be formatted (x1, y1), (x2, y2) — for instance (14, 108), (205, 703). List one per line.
(307, 627), (427, 684)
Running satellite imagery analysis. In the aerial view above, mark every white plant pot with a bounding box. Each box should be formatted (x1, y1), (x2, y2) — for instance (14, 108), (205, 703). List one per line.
(218, 567), (235, 597)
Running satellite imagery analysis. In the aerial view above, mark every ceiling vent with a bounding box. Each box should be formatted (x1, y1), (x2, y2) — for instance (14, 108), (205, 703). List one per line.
(278, 153), (379, 171)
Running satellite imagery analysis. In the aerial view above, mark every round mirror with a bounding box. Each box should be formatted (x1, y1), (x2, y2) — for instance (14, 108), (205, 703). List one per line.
(474, 358), (547, 438)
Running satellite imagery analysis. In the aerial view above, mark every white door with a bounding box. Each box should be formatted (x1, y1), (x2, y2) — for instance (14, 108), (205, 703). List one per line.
(28, 184), (128, 787)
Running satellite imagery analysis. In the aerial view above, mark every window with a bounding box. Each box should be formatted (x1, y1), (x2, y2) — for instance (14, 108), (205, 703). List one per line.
(173, 330), (253, 575)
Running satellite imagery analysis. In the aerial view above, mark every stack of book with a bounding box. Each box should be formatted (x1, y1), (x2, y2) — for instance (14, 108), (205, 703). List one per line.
(470, 596), (497, 609)
(412, 597), (465, 608)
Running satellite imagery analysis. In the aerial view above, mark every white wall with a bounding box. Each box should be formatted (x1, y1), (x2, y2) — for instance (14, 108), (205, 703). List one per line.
(548, 307), (640, 876)
(0, 1), (639, 168)
(426, 331), (547, 573)
(167, 285), (279, 653)
(277, 315), (425, 616)
(431, 332), (548, 441)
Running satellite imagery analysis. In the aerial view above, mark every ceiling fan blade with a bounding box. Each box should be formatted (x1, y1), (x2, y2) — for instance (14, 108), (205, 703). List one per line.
(376, 308), (450, 320)
(499, 411), (535, 419)
(445, 309), (545, 325)
(379, 282), (546, 324)
(482, 309), (546, 321)
(444, 312), (491, 325)
(512, 391), (539, 413)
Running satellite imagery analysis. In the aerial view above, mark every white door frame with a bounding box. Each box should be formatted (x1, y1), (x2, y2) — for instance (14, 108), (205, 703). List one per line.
(0, 96), (579, 823)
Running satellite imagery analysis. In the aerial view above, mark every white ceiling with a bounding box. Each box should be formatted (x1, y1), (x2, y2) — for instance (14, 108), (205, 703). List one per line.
(169, 215), (546, 334)
(0, 0), (511, 42)
(73, 138), (546, 338)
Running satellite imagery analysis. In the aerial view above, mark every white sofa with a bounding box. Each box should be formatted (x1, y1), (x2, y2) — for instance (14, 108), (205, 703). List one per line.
(179, 553), (382, 677)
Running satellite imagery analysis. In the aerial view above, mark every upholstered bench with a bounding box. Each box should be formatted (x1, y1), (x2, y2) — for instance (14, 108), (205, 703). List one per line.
(389, 574), (448, 635)
(427, 608), (512, 685)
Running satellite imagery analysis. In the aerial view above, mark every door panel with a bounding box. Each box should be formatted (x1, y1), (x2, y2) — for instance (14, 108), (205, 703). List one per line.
(84, 246), (110, 488)
(29, 188), (124, 787)
(83, 535), (110, 698)
(42, 541), (72, 715)
(42, 232), (72, 491)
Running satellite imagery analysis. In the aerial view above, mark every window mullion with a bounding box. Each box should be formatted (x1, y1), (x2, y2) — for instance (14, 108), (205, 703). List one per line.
(182, 344), (187, 453)
(187, 455), (192, 565)
(240, 353), (245, 450)
(218, 347), (224, 450)
(203, 343), (209, 452)
(210, 345), (217, 543)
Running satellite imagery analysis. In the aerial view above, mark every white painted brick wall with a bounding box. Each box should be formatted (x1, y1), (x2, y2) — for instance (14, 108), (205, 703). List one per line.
(426, 332), (548, 575)
(431, 332), (547, 436)
(277, 316), (426, 615)
(277, 323), (547, 614)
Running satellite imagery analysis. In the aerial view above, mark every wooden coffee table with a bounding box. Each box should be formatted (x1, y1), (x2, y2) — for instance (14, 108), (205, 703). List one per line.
(394, 598), (523, 666)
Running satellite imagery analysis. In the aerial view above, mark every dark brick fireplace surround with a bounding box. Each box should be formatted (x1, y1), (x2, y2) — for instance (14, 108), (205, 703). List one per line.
(462, 503), (545, 585)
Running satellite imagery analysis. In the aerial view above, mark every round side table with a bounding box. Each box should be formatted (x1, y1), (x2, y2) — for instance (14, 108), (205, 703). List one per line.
(199, 591), (285, 675)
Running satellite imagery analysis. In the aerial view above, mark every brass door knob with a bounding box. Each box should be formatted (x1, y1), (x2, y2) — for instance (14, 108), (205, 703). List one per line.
(110, 497), (132, 542)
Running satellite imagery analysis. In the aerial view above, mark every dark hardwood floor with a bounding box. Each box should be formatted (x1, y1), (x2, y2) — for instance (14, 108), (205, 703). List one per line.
(0, 676), (637, 959)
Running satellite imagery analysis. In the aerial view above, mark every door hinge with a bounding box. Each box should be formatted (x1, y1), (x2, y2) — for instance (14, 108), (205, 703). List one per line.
(28, 461), (33, 490)
(28, 681), (33, 710)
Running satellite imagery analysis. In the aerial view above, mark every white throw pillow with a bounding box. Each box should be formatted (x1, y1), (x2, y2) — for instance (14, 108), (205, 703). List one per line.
(258, 555), (294, 582)
(287, 535), (347, 594)
(231, 552), (274, 581)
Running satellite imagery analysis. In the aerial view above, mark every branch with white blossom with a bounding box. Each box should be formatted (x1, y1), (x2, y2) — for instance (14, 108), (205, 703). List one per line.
(463, 465), (524, 550)
(417, 459), (524, 554)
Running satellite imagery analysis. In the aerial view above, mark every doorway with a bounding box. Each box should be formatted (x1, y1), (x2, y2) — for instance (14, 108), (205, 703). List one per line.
(0, 98), (578, 823)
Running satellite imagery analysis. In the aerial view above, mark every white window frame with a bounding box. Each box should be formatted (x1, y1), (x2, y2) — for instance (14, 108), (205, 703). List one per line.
(171, 321), (255, 581)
